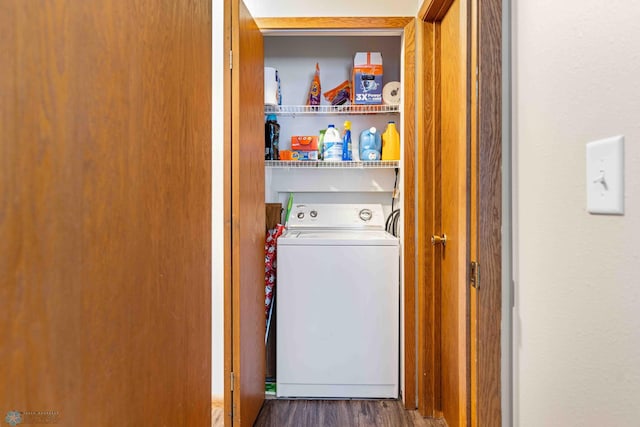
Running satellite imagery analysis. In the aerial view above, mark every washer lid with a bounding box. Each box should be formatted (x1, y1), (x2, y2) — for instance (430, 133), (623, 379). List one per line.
(278, 230), (399, 246)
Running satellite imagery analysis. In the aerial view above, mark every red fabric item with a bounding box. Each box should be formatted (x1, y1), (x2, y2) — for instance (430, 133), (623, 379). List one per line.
(265, 224), (285, 319)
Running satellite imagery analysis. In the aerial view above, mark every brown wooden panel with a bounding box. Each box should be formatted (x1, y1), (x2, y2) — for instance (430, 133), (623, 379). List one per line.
(439, 0), (469, 426)
(256, 17), (413, 30)
(230, 1), (265, 426)
(402, 18), (417, 411)
(0, 1), (211, 426)
(477, 0), (503, 425)
(265, 203), (282, 231)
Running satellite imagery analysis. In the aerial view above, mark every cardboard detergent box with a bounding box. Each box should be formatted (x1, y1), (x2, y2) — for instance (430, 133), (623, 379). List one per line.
(291, 136), (318, 151)
(353, 52), (383, 105)
(292, 150), (318, 161)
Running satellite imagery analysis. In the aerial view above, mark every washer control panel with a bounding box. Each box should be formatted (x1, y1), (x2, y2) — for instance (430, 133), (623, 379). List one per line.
(288, 204), (386, 230)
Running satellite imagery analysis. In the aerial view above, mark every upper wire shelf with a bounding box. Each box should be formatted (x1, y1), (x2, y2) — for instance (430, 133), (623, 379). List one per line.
(264, 104), (400, 116)
(265, 160), (399, 169)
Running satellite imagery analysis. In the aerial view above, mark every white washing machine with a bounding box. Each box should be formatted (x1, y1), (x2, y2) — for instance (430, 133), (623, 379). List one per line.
(276, 203), (399, 398)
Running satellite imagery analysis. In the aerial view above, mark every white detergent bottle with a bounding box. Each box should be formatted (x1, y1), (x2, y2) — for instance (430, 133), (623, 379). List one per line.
(323, 124), (343, 161)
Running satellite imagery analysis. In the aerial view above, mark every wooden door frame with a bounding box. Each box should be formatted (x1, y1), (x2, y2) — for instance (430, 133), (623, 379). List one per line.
(253, 16), (418, 410)
(416, 0), (502, 425)
(223, 4), (232, 427)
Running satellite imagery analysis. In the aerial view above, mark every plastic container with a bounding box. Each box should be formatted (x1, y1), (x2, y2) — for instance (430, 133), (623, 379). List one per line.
(264, 67), (281, 106)
(359, 127), (382, 161)
(265, 115), (280, 160)
(342, 121), (352, 161)
(351, 128), (360, 162)
(318, 129), (326, 160)
(323, 125), (343, 161)
(382, 121), (400, 161)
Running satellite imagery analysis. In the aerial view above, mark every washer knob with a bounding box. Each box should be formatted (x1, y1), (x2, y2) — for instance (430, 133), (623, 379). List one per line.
(310, 210), (318, 218)
(297, 212), (305, 219)
(359, 209), (373, 222)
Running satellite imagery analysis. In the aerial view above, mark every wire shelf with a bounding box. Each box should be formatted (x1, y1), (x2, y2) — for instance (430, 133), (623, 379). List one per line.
(265, 160), (399, 169)
(264, 104), (400, 116)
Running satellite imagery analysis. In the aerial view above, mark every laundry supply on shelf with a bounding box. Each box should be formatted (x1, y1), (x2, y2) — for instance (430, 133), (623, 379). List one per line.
(264, 67), (282, 106)
(265, 114), (280, 160)
(306, 62), (321, 107)
(291, 136), (318, 151)
(359, 127), (382, 161)
(318, 129), (326, 160)
(322, 124), (343, 161)
(342, 121), (353, 161)
(323, 80), (351, 105)
(382, 121), (400, 161)
(382, 81), (401, 105)
(353, 52), (383, 105)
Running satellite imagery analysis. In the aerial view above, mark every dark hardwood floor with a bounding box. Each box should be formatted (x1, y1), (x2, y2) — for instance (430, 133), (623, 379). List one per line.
(252, 399), (447, 427)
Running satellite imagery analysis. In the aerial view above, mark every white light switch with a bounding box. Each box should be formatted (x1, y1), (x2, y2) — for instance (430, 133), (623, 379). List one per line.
(586, 135), (624, 215)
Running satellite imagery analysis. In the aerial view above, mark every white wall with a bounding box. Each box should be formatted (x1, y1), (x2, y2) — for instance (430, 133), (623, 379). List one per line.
(514, 1), (640, 426)
(212, 0), (225, 399)
(243, 0), (419, 18)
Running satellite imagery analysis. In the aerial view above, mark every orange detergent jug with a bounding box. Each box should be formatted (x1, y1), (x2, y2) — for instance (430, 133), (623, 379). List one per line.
(381, 121), (400, 160)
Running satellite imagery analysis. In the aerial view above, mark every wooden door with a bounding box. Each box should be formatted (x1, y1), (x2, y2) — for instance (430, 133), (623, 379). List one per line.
(0, 2), (211, 426)
(225, 0), (265, 426)
(418, 0), (502, 425)
(439, 0), (470, 426)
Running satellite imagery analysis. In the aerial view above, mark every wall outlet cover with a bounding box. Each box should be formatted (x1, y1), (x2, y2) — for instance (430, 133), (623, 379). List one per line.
(586, 135), (624, 215)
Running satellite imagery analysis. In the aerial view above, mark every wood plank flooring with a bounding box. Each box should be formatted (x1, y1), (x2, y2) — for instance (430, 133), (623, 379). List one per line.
(252, 399), (448, 427)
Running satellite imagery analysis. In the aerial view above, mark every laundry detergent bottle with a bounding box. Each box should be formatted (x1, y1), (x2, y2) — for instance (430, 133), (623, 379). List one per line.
(382, 121), (400, 161)
(264, 114), (280, 160)
(323, 124), (343, 161)
(359, 127), (381, 161)
(318, 129), (326, 160)
(342, 120), (352, 161)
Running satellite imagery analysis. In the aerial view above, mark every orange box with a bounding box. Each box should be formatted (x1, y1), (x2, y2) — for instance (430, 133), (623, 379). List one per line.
(279, 150), (295, 160)
(291, 136), (318, 151)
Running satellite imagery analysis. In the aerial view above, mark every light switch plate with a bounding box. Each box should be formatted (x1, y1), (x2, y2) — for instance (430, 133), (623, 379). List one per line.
(586, 135), (624, 215)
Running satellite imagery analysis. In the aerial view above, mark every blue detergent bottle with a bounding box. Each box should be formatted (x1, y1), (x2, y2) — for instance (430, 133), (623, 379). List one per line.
(359, 127), (382, 161)
(342, 120), (352, 161)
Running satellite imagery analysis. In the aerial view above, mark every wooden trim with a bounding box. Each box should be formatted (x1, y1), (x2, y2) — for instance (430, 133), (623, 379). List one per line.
(402, 17), (417, 411)
(223, 0), (233, 425)
(256, 17), (413, 30)
(416, 19), (440, 418)
(417, 0), (453, 420)
(256, 15), (419, 411)
(416, 20), (428, 415)
(469, 0), (479, 425)
(477, 0), (502, 424)
(432, 23), (443, 416)
(418, 0), (456, 22)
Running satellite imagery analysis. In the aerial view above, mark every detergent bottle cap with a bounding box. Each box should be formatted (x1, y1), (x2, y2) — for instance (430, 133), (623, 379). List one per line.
(344, 120), (351, 130)
(388, 120), (395, 124)
(328, 124), (335, 128)
(370, 127), (377, 133)
(267, 114), (277, 121)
